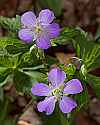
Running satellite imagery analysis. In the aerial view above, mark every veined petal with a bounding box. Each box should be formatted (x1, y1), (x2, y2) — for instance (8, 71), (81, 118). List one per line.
(63, 79), (83, 94)
(37, 96), (56, 115)
(59, 96), (77, 113)
(48, 68), (66, 88)
(31, 83), (51, 96)
(39, 9), (55, 24)
(21, 11), (36, 27)
(36, 32), (51, 49)
(18, 29), (34, 43)
(45, 23), (60, 38)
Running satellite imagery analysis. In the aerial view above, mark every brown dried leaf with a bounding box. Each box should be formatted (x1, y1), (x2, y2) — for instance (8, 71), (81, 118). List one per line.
(55, 52), (75, 64)
(18, 105), (42, 125)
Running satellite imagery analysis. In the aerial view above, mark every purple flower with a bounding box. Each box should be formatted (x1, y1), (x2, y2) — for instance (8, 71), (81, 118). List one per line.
(31, 68), (83, 115)
(18, 9), (60, 49)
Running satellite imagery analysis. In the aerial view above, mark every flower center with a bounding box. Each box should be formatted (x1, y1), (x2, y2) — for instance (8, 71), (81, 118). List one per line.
(35, 26), (42, 33)
(51, 83), (65, 100)
(34, 22), (42, 34)
(52, 88), (61, 95)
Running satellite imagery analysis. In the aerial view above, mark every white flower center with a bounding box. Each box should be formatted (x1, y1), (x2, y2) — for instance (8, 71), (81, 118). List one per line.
(52, 83), (65, 99)
(52, 88), (61, 95)
(33, 21), (43, 34)
(35, 25), (42, 34)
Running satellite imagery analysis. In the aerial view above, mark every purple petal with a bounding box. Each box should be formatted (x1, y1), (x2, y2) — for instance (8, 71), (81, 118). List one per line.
(59, 96), (77, 113)
(39, 9), (55, 24)
(18, 29), (34, 43)
(48, 68), (66, 88)
(37, 96), (56, 115)
(45, 23), (60, 38)
(63, 79), (83, 94)
(36, 32), (51, 49)
(31, 83), (51, 96)
(21, 11), (36, 27)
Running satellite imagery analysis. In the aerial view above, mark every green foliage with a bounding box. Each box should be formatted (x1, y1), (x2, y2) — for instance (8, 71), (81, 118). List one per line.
(13, 70), (31, 92)
(0, 10), (99, 125)
(0, 37), (30, 54)
(0, 53), (20, 86)
(0, 54), (20, 68)
(86, 74), (100, 99)
(95, 24), (100, 41)
(19, 48), (43, 68)
(0, 96), (17, 125)
(74, 83), (89, 111)
(0, 69), (11, 86)
(22, 64), (45, 71)
(13, 69), (47, 94)
(79, 64), (87, 79)
(0, 15), (21, 32)
(52, 27), (79, 45)
(53, 27), (100, 72)
(88, 56), (100, 70)
(23, 71), (47, 83)
(0, 87), (4, 101)
(41, 106), (65, 125)
(73, 28), (100, 71)
(60, 64), (76, 76)
(2, 119), (17, 125)
(68, 81), (89, 125)
(46, 55), (58, 66)
(80, 42), (100, 71)
(0, 37), (21, 47)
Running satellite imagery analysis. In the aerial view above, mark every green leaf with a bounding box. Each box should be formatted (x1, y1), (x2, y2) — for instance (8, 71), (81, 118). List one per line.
(59, 64), (76, 81)
(80, 64), (87, 79)
(0, 87), (4, 101)
(0, 96), (17, 125)
(46, 55), (58, 66)
(13, 70), (31, 93)
(70, 81), (89, 125)
(74, 85), (89, 112)
(22, 64), (45, 71)
(89, 56), (100, 70)
(0, 97), (9, 123)
(65, 64), (76, 76)
(41, 106), (62, 125)
(0, 37), (29, 54)
(72, 27), (100, 71)
(0, 48), (7, 55)
(82, 43), (100, 71)
(20, 52), (37, 68)
(3, 118), (17, 125)
(0, 15), (21, 32)
(0, 54), (21, 86)
(0, 69), (12, 86)
(0, 54), (20, 68)
(14, 69), (47, 94)
(86, 74), (100, 99)
(76, 43), (81, 58)
(0, 74), (13, 87)
(23, 71), (47, 83)
(5, 44), (29, 54)
(52, 27), (79, 45)
(95, 24), (100, 40)
(0, 37), (23, 47)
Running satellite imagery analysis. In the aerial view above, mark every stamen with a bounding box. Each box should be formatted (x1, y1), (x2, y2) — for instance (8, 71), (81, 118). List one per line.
(34, 23), (42, 34)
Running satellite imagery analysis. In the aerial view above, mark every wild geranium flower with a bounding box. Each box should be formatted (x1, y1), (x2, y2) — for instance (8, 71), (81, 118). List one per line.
(31, 68), (83, 115)
(18, 9), (60, 49)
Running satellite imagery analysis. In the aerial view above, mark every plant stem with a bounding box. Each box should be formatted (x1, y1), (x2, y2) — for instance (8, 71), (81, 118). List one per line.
(60, 113), (69, 125)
